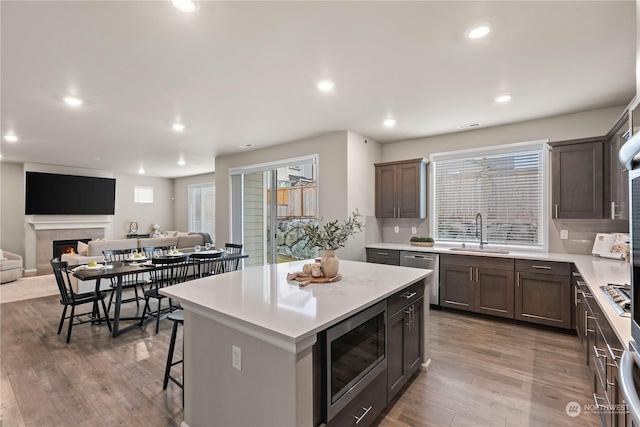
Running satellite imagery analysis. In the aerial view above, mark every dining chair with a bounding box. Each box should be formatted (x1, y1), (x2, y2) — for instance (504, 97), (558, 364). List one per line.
(102, 249), (147, 312)
(51, 258), (112, 343)
(141, 246), (170, 258)
(190, 251), (224, 279)
(221, 243), (243, 273)
(139, 255), (189, 334)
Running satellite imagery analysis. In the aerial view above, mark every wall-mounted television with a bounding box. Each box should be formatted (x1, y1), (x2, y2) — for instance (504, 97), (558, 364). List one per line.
(25, 172), (116, 215)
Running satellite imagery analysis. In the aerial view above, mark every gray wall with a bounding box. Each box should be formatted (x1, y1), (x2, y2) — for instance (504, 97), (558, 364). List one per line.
(380, 105), (630, 254)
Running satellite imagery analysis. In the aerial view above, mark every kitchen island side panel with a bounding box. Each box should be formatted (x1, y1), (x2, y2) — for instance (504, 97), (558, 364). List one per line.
(183, 309), (314, 427)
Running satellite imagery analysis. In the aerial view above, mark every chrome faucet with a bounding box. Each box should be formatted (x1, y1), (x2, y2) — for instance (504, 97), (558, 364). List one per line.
(475, 213), (487, 249)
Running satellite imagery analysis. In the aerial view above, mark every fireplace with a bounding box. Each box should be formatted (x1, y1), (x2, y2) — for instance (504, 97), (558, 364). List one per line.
(52, 239), (90, 260)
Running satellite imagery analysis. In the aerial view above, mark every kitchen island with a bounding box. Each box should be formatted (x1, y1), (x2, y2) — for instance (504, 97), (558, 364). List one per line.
(161, 259), (431, 427)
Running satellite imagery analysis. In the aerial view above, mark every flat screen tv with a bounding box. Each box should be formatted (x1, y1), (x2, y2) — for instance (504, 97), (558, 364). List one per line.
(25, 172), (116, 215)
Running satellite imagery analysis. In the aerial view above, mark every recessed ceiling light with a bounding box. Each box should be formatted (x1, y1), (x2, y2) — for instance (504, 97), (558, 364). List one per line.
(178, 159), (186, 166)
(3, 134), (18, 142)
(172, 0), (198, 13)
(63, 96), (84, 107)
(138, 167), (145, 174)
(172, 123), (185, 131)
(317, 80), (335, 93)
(383, 119), (397, 128)
(239, 144), (254, 148)
(467, 25), (491, 39)
(495, 94), (512, 103)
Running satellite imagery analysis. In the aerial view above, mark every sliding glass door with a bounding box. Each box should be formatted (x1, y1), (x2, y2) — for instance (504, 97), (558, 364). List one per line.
(231, 156), (317, 267)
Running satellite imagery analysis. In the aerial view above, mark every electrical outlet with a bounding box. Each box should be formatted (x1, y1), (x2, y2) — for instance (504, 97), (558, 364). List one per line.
(411, 226), (417, 234)
(560, 229), (568, 240)
(394, 226), (399, 233)
(232, 345), (242, 371)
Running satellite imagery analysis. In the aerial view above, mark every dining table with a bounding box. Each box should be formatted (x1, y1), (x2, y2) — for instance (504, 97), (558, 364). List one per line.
(71, 250), (249, 337)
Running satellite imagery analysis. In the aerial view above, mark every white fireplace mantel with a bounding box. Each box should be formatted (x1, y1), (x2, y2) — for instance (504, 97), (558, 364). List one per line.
(27, 220), (110, 230)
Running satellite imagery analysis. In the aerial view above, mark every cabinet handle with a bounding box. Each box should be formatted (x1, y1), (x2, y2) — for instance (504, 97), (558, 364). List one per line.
(376, 252), (388, 256)
(555, 204), (558, 219)
(354, 406), (372, 424)
(469, 267), (473, 281)
(612, 201), (617, 220)
(475, 268), (479, 282)
(584, 310), (588, 337)
(517, 272), (520, 287)
(574, 286), (578, 306)
(593, 393), (606, 409)
(531, 265), (552, 270)
(393, 207), (396, 218)
(404, 309), (410, 326)
(593, 345), (607, 360)
(572, 271), (581, 277)
(403, 292), (417, 299)
(398, 207), (401, 218)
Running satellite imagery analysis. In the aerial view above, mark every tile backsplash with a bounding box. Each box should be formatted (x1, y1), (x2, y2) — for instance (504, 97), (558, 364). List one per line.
(380, 218), (430, 244)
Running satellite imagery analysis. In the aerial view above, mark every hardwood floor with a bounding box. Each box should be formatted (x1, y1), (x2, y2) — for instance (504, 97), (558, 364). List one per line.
(1, 293), (600, 426)
(376, 309), (601, 427)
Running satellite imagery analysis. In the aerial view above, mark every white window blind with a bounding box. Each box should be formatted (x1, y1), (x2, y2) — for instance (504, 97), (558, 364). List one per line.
(432, 142), (546, 249)
(188, 183), (215, 239)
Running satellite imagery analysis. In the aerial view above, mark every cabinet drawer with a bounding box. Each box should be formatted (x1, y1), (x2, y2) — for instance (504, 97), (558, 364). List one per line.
(325, 369), (387, 427)
(387, 281), (424, 316)
(440, 254), (513, 270)
(367, 248), (400, 265)
(515, 259), (570, 276)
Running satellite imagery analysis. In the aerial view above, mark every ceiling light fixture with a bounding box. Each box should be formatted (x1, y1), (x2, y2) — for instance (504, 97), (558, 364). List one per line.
(467, 25), (491, 39)
(172, 0), (198, 13)
(138, 167), (145, 175)
(383, 119), (397, 128)
(63, 96), (84, 107)
(178, 159), (186, 166)
(172, 123), (185, 131)
(458, 123), (482, 129)
(316, 80), (335, 93)
(495, 94), (512, 103)
(3, 134), (18, 142)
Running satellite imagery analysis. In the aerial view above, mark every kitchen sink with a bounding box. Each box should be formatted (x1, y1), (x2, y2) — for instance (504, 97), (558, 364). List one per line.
(448, 247), (510, 254)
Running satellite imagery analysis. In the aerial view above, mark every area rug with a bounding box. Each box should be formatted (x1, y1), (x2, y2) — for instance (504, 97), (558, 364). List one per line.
(0, 274), (58, 303)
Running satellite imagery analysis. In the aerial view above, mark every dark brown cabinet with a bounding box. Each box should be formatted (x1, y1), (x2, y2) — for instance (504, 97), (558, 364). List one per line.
(366, 248), (400, 266)
(515, 260), (571, 329)
(439, 255), (514, 318)
(608, 114), (630, 220)
(387, 281), (424, 402)
(375, 159), (427, 219)
(551, 138), (605, 219)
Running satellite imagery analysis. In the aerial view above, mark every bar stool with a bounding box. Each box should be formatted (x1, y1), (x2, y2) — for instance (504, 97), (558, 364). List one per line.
(164, 310), (184, 394)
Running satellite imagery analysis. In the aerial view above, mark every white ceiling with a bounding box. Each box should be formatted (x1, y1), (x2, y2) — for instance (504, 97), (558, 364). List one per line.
(1, 1), (636, 178)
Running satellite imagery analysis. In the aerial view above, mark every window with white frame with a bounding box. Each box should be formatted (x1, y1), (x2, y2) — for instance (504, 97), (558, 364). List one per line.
(431, 140), (547, 249)
(188, 182), (215, 239)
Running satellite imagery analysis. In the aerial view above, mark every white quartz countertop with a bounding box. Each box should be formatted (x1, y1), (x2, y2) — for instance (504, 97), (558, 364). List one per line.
(161, 259), (431, 351)
(367, 243), (631, 346)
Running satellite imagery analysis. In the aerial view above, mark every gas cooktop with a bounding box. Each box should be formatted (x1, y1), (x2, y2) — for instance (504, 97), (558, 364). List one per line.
(600, 284), (631, 317)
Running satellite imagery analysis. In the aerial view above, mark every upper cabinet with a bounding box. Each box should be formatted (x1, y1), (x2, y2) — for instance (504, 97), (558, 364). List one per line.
(374, 158), (428, 218)
(550, 137), (605, 219)
(608, 112), (630, 220)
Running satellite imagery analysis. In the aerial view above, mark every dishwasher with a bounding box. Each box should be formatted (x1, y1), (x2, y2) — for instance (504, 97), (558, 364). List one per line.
(399, 251), (439, 306)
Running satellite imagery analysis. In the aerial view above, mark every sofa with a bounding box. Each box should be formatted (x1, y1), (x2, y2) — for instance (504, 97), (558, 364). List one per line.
(0, 250), (23, 284)
(61, 233), (211, 293)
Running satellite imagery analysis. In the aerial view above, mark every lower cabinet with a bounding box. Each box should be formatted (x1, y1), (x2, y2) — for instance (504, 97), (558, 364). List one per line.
(440, 255), (514, 318)
(387, 296), (424, 401)
(324, 370), (387, 427)
(515, 260), (571, 328)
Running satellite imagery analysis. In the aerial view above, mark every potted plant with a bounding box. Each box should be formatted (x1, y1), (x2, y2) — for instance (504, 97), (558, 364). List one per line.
(410, 236), (434, 247)
(295, 210), (364, 277)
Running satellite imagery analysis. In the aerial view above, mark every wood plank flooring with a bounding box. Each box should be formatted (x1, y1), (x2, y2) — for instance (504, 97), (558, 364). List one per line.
(1, 291), (601, 426)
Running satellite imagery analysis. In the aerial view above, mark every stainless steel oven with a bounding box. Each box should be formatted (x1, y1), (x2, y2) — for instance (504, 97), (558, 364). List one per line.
(619, 130), (640, 426)
(320, 300), (387, 423)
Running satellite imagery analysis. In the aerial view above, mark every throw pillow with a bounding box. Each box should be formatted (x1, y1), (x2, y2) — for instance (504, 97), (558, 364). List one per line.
(77, 241), (88, 255)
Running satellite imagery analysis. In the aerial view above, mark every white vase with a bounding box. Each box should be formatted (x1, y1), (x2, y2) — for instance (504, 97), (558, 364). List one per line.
(321, 249), (339, 278)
